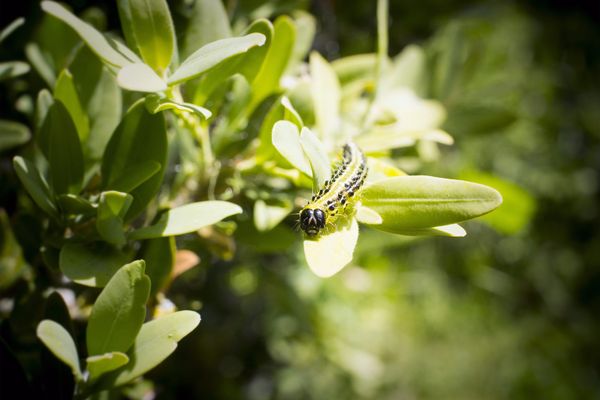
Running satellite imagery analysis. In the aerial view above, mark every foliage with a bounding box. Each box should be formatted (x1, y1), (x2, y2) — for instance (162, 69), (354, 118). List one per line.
(3, 0), (596, 399)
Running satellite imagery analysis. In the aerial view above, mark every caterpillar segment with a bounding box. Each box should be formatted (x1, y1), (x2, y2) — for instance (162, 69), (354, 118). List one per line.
(300, 142), (368, 236)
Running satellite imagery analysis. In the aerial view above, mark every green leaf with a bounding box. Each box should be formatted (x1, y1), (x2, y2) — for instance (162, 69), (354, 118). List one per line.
(96, 191), (133, 247)
(145, 94), (212, 119)
(87, 352), (129, 381)
(0, 120), (30, 152)
(142, 236), (175, 296)
(250, 16), (296, 108)
(443, 102), (517, 135)
(25, 43), (55, 87)
(310, 52), (341, 141)
(35, 89), (54, 132)
(287, 11), (316, 71)
(59, 242), (130, 287)
(360, 176), (503, 233)
(299, 127), (331, 189)
(254, 199), (293, 232)
(181, 0), (232, 59)
(272, 120), (312, 176)
(87, 260), (150, 356)
(168, 33), (266, 86)
(256, 96), (303, 162)
(129, 201), (242, 240)
(117, 63), (167, 92)
(0, 61), (30, 81)
(54, 69), (89, 142)
(41, 1), (134, 68)
(0, 18), (25, 43)
(304, 218), (359, 278)
(109, 160), (161, 193)
(0, 209), (29, 289)
(127, 0), (175, 73)
(36, 320), (83, 381)
(57, 194), (96, 216)
(389, 44), (426, 92)
(106, 311), (200, 386)
(332, 53), (376, 85)
(12, 156), (58, 218)
(101, 101), (167, 221)
(38, 100), (84, 194)
(238, 20), (273, 83)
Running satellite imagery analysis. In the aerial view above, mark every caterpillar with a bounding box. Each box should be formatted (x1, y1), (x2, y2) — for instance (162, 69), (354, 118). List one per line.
(300, 142), (368, 236)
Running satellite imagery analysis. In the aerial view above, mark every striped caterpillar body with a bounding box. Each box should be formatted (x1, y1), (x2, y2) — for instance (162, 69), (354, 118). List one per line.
(300, 142), (368, 236)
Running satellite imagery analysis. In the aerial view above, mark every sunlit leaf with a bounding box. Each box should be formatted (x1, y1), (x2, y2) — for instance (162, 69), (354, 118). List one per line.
(304, 218), (359, 278)
(87, 260), (150, 356)
(105, 311), (201, 386)
(41, 1), (133, 68)
(168, 33), (266, 85)
(127, 0), (175, 73)
(361, 176), (503, 233)
(54, 69), (89, 142)
(300, 127), (331, 188)
(86, 352), (129, 382)
(36, 320), (82, 381)
(272, 120), (312, 176)
(117, 63), (167, 92)
(129, 201), (242, 240)
(310, 52), (341, 143)
(254, 199), (294, 232)
(145, 94), (212, 119)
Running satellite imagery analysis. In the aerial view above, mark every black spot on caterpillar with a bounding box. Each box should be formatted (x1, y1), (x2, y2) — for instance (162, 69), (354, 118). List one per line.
(300, 142), (368, 236)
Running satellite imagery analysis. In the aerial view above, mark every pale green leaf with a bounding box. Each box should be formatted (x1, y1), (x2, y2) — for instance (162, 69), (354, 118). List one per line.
(168, 33), (266, 85)
(37, 320), (82, 381)
(0, 120), (30, 152)
(59, 242), (130, 287)
(304, 218), (358, 278)
(0, 61), (30, 81)
(254, 199), (293, 232)
(41, 1), (133, 68)
(106, 311), (200, 386)
(299, 127), (330, 188)
(361, 176), (503, 233)
(87, 260), (150, 356)
(145, 94), (211, 119)
(0, 18), (25, 43)
(272, 120), (311, 176)
(87, 352), (129, 381)
(25, 43), (55, 86)
(310, 52), (341, 143)
(117, 63), (167, 92)
(129, 201), (242, 240)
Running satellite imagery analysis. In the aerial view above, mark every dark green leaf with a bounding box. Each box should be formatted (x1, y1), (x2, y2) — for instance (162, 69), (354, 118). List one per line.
(86, 260), (150, 356)
(96, 191), (133, 246)
(54, 69), (89, 142)
(142, 236), (175, 296)
(101, 101), (167, 221)
(38, 101), (84, 194)
(59, 242), (130, 287)
(12, 156), (58, 218)
(109, 160), (161, 193)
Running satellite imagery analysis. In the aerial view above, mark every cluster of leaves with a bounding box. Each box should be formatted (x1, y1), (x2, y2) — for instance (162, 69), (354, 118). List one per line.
(0, 0), (504, 397)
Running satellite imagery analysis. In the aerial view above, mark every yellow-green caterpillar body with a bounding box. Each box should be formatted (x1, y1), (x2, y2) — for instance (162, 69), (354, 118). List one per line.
(300, 142), (368, 236)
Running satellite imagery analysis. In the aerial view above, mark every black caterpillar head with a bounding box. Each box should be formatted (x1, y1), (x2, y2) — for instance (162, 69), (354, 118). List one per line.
(300, 208), (326, 236)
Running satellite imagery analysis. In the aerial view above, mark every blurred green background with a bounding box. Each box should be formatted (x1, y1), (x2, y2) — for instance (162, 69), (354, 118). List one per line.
(2, 0), (600, 398)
